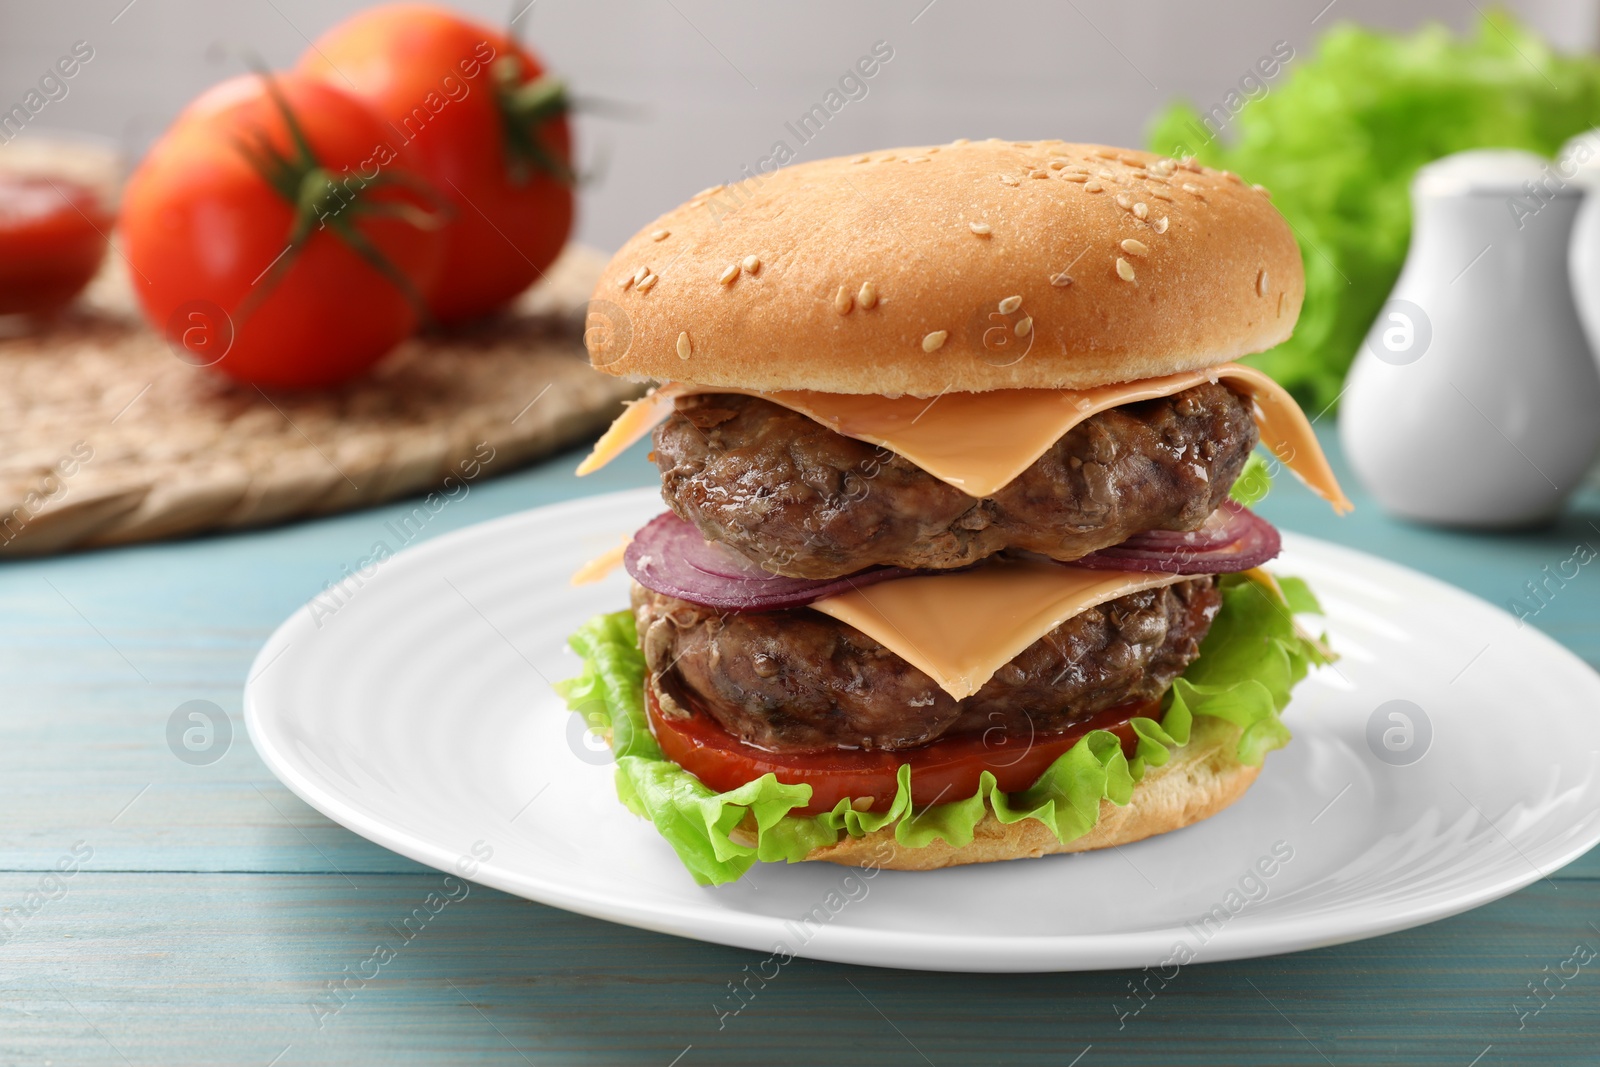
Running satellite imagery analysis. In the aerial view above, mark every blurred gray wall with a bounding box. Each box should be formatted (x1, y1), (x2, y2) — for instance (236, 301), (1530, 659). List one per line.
(2, 0), (1595, 251)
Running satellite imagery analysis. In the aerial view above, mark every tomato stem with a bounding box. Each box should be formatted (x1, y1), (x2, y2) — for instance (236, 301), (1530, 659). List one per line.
(232, 66), (446, 329)
(492, 57), (574, 186)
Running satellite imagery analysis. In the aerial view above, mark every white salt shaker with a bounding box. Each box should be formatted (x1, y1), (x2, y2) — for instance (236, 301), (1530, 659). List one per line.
(1340, 149), (1600, 527)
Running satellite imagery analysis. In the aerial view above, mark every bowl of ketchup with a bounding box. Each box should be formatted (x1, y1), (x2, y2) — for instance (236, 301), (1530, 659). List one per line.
(0, 173), (113, 317)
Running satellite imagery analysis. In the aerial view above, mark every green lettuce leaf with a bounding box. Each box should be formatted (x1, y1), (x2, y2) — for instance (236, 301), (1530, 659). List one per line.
(555, 574), (1330, 885)
(1147, 13), (1600, 412)
(1229, 451), (1273, 507)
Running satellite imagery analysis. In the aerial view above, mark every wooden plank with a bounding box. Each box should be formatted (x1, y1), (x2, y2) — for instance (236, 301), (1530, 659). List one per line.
(0, 870), (1594, 1066)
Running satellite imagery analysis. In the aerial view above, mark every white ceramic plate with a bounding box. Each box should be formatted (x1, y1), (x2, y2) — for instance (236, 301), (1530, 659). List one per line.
(245, 489), (1600, 973)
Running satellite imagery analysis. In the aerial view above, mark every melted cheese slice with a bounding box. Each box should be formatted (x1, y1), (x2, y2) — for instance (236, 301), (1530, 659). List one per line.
(570, 537), (630, 586)
(810, 561), (1188, 700)
(575, 363), (1351, 512)
(574, 393), (678, 476)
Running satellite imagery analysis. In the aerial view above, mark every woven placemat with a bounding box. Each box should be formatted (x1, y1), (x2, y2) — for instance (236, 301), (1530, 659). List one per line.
(0, 245), (637, 556)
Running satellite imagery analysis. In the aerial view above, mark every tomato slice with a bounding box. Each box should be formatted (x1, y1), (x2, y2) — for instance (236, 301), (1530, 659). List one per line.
(646, 688), (1158, 816)
(0, 175), (110, 316)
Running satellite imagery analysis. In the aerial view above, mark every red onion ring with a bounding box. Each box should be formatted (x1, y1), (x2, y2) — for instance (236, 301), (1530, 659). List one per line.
(627, 501), (1281, 613)
(624, 512), (919, 612)
(1072, 500), (1281, 573)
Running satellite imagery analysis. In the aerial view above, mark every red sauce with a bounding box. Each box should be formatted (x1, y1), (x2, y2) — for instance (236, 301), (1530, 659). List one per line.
(0, 175), (111, 316)
(646, 687), (1158, 816)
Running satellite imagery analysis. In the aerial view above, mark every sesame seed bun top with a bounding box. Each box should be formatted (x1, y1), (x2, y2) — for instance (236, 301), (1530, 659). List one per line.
(584, 140), (1304, 397)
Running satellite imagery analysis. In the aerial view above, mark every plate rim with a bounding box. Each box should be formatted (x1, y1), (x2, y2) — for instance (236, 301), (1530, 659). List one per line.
(243, 487), (1600, 972)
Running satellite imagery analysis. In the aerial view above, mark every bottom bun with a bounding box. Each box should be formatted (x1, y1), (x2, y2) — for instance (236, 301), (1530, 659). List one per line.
(804, 721), (1259, 872)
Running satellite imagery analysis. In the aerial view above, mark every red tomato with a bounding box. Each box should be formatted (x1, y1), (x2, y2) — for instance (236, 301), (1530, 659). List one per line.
(121, 72), (446, 388)
(300, 4), (575, 325)
(647, 687), (1154, 817)
(0, 175), (110, 316)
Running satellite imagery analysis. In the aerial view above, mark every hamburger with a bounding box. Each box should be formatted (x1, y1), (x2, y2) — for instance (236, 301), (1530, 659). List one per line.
(559, 139), (1348, 886)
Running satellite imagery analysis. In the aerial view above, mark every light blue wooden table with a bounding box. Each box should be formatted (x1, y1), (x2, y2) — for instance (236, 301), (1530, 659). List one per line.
(3, 426), (1597, 1066)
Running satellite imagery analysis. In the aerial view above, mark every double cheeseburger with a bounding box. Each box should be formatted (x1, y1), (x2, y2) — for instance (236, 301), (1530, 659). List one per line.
(561, 139), (1349, 885)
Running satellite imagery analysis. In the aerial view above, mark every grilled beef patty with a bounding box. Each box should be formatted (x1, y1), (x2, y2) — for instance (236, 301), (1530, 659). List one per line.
(652, 382), (1257, 581)
(634, 577), (1221, 754)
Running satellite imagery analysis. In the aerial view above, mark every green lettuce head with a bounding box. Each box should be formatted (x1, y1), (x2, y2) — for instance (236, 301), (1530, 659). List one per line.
(1148, 12), (1600, 412)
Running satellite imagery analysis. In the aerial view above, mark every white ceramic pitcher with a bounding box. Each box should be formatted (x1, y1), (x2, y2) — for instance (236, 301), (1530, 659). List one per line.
(1340, 150), (1600, 527)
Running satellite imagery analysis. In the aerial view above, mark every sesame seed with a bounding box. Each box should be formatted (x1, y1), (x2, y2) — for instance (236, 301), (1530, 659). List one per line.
(1224, 171), (1243, 184)
(1150, 190), (1174, 201)
(1179, 156), (1200, 172)
(858, 281), (878, 309)
(999, 174), (1020, 186)
(1115, 193), (1133, 209)
(951, 137), (970, 145)
(631, 266), (650, 286)
(1133, 202), (1149, 220)
(617, 273), (636, 290)
(651, 229), (670, 242)
(852, 154), (871, 164)
(1084, 181), (1104, 193)
(1153, 216), (1169, 234)
(834, 286), (853, 314)
(1049, 272), (1073, 287)
(998, 295), (1022, 314)
(1030, 169), (1049, 179)
(922, 330), (948, 353)
(1181, 182), (1204, 196)
(1093, 148), (1118, 159)
(1121, 238), (1149, 256)
(969, 221), (992, 236)
(718, 263), (739, 286)
(1257, 269), (1268, 296)
(1015, 315), (1033, 337)
(926, 146), (941, 154)
(636, 272), (658, 292)
(1062, 173), (1090, 183)
(697, 185), (724, 198)
(742, 255), (761, 275)
(1048, 159), (1068, 170)
(1253, 183), (1271, 198)
(906, 155), (931, 163)
(676, 331), (692, 359)
(1116, 258), (1136, 282)
(1098, 169), (1116, 181)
